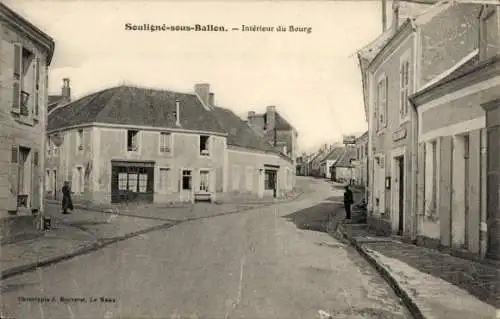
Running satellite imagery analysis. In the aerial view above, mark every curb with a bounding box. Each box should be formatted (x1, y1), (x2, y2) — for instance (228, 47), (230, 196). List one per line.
(0, 221), (178, 281)
(335, 225), (426, 319)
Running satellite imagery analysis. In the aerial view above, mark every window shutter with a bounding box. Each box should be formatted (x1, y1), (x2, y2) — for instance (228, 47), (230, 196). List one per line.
(35, 57), (40, 89)
(33, 151), (39, 166)
(384, 76), (388, 127)
(11, 146), (18, 163)
(12, 81), (21, 113)
(13, 44), (21, 77)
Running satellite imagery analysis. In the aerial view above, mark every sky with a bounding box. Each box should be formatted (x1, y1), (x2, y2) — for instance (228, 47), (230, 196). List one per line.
(5, 0), (383, 154)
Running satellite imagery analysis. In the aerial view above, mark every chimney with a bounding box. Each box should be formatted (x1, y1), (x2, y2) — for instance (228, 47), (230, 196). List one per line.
(62, 78), (71, 102)
(208, 93), (214, 108)
(265, 105), (276, 130)
(175, 99), (180, 126)
(392, 0), (400, 33)
(247, 111), (256, 119)
(194, 83), (210, 109)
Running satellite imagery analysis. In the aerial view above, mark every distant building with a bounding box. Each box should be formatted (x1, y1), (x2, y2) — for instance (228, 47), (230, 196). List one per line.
(320, 147), (344, 180)
(330, 146), (357, 183)
(0, 3), (55, 231)
(46, 83), (295, 206)
(354, 131), (368, 189)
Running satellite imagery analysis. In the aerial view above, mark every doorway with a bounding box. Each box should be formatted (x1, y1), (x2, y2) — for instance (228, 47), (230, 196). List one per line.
(181, 169), (193, 202)
(264, 169), (277, 198)
(17, 147), (31, 208)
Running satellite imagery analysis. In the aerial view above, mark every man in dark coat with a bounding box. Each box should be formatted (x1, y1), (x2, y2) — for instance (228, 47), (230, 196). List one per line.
(62, 181), (73, 214)
(343, 185), (353, 220)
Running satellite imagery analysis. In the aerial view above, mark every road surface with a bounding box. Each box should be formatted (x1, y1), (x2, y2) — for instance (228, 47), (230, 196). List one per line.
(1, 178), (411, 319)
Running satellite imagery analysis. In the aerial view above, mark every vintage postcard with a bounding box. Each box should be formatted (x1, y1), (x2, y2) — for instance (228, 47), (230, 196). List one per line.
(0, 0), (499, 318)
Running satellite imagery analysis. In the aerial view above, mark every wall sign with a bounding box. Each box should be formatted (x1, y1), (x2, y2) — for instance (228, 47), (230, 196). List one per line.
(392, 128), (407, 142)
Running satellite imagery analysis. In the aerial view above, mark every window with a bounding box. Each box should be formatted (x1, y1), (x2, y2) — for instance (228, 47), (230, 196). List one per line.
(77, 129), (83, 151)
(118, 169), (128, 191)
(12, 45), (35, 116)
(200, 135), (210, 156)
(138, 169), (148, 193)
(182, 170), (192, 190)
(376, 76), (388, 131)
(199, 170), (210, 192)
(127, 130), (139, 151)
(400, 59), (410, 120)
(159, 168), (170, 192)
(160, 132), (171, 153)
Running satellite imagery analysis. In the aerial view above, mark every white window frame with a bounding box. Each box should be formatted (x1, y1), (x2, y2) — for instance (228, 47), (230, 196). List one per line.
(199, 169), (211, 192)
(158, 132), (172, 155)
(399, 50), (411, 124)
(126, 129), (141, 153)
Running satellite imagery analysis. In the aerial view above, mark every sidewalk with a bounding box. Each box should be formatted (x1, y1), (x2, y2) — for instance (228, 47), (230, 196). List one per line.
(335, 221), (500, 319)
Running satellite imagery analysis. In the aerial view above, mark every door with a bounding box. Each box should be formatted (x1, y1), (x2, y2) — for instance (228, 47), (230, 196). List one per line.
(398, 156), (405, 235)
(181, 169), (193, 202)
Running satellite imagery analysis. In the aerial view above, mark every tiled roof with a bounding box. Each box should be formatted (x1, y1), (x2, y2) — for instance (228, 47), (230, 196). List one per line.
(47, 85), (226, 134)
(324, 147), (345, 162)
(333, 147), (357, 168)
(212, 106), (277, 153)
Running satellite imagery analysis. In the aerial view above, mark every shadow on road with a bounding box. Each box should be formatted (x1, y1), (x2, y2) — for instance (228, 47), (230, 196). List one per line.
(282, 200), (340, 233)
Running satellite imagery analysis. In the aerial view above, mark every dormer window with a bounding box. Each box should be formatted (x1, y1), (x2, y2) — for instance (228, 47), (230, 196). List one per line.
(200, 135), (210, 156)
(127, 130), (139, 152)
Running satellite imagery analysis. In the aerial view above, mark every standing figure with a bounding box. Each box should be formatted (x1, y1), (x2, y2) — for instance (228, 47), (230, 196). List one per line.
(343, 185), (353, 220)
(61, 181), (73, 214)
